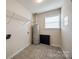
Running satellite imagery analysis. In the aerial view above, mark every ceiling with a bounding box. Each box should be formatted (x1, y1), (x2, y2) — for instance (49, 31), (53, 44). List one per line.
(16, 0), (64, 13)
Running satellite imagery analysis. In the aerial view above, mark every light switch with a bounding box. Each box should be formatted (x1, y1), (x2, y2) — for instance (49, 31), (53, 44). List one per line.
(64, 16), (68, 26)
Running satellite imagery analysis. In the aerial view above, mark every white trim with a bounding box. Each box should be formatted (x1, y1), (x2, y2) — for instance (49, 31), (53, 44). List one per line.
(7, 43), (31, 59)
(61, 48), (72, 59)
(62, 48), (68, 59)
(51, 44), (61, 48)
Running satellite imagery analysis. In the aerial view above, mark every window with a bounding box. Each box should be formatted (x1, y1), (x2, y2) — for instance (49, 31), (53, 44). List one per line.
(45, 16), (60, 28)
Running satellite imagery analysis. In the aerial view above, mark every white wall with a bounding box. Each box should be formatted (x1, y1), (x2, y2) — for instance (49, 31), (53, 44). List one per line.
(34, 9), (61, 47)
(61, 0), (72, 59)
(6, 0), (32, 59)
(6, 0), (32, 20)
(6, 20), (32, 59)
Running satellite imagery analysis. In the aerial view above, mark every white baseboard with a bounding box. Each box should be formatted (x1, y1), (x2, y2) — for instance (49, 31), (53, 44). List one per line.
(7, 47), (25, 59)
(51, 44), (61, 48)
(62, 48), (72, 59)
(62, 48), (67, 59)
(7, 43), (31, 59)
